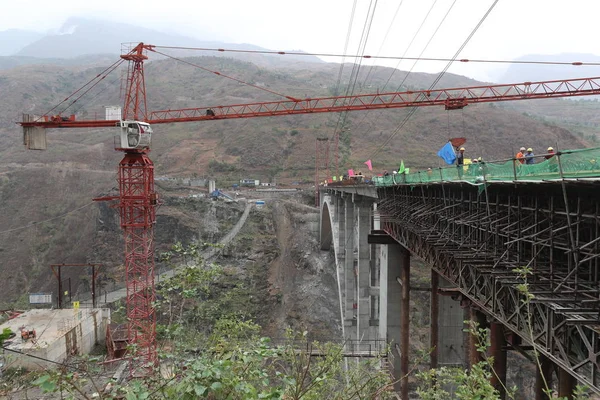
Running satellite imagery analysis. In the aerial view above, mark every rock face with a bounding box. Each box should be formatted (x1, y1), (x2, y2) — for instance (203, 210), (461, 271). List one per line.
(213, 197), (341, 340)
(92, 191), (342, 341)
(262, 200), (341, 340)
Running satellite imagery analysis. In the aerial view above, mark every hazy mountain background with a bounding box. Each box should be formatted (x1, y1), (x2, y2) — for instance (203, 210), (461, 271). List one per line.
(0, 17), (600, 304)
(1, 17), (323, 69)
(496, 53), (600, 83)
(0, 29), (44, 56)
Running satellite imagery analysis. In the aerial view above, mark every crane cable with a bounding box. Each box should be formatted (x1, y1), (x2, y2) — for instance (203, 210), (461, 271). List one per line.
(367, 0), (500, 160)
(349, 0), (442, 154)
(328, 0), (359, 173)
(71, 76), (122, 116)
(394, 0), (458, 92)
(0, 202), (95, 235)
(344, 0), (379, 100)
(150, 45), (600, 67)
(57, 59), (125, 116)
(384, 0), (439, 90)
(41, 58), (125, 120)
(329, 0), (379, 172)
(333, 0), (359, 97)
(150, 48), (297, 101)
(361, 0), (404, 88)
(358, 0), (454, 159)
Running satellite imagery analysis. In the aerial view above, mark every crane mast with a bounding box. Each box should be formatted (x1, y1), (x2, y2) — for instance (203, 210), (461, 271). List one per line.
(18, 42), (600, 371)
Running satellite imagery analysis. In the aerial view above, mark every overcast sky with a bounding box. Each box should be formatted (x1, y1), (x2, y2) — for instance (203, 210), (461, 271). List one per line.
(2, 0), (600, 81)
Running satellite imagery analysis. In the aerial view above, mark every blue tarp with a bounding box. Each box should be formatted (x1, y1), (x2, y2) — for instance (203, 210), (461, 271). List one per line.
(437, 142), (456, 165)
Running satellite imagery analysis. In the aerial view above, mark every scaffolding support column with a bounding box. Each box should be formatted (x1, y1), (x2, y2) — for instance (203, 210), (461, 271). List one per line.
(489, 322), (507, 399)
(535, 355), (553, 400)
(430, 269), (439, 369)
(558, 367), (575, 400)
(400, 247), (410, 400)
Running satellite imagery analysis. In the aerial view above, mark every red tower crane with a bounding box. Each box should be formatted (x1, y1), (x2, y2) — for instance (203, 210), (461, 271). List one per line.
(19, 42), (600, 368)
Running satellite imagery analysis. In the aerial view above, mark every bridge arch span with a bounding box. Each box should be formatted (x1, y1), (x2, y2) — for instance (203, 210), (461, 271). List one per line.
(320, 199), (334, 251)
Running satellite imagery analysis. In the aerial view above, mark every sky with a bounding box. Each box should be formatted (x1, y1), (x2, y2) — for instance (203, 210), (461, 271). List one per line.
(2, 0), (600, 82)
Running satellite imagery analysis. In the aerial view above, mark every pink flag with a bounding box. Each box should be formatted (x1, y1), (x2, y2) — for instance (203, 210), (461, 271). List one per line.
(364, 160), (373, 171)
(348, 169), (355, 177)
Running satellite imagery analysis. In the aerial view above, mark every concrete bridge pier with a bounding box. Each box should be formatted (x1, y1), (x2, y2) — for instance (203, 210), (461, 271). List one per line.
(355, 202), (375, 343)
(343, 196), (355, 335)
(378, 242), (404, 392)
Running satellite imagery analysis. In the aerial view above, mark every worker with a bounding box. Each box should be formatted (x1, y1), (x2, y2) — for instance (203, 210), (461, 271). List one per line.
(525, 148), (535, 164)
(356, 171), (364, 182)
(546, 147), (558, 173)
(516, 147), (526, 164)
(383, 170), (389, 177)
(457, 147), (465, 178)
(206, 108), (215, 116)
(477, 157), (488, 177)
(457, 147), (465, 166)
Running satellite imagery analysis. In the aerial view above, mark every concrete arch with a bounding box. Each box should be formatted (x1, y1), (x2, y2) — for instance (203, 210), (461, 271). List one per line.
(320, 200), (333, 251)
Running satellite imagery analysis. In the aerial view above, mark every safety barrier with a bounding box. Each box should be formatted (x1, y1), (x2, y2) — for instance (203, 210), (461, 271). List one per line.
(371, 147), (600, 186)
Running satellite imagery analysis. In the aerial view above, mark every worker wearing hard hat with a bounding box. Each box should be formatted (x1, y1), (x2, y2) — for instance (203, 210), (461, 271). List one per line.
(456, 147), (465, 165)
(525, 148), (535, 164)
(546, 146), (558, 173)
(516, 147), (526, 164)
(456, 147), (465, 178)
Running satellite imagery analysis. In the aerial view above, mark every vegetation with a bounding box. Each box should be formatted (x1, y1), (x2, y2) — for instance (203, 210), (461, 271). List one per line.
(415, 265), (591, 400)
(31, 245), (394, 399)
(6, 248), (591, 399)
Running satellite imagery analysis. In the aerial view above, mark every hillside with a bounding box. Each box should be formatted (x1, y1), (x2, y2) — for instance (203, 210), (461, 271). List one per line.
(0, 52), (596, 304)
(1, 55), (591, 174)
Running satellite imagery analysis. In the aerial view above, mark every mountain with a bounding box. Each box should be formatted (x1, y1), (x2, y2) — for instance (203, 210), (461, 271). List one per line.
(0, 29), (44, 56)
(497, 53), (600, 83)
(14, 17), (323, 67)
(0, 50), (596, 305)
(0, 54), (117, 71)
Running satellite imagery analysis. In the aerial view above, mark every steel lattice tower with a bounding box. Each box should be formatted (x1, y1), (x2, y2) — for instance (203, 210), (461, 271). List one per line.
(119, 44), (157, 369)
(117, 153), (158, 368)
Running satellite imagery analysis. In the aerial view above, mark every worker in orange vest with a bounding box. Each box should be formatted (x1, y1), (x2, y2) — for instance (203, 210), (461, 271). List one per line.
(516, 147), (526, 164)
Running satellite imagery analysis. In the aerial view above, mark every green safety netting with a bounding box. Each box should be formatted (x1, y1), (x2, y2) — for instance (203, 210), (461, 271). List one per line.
(371, 147), (600, 186)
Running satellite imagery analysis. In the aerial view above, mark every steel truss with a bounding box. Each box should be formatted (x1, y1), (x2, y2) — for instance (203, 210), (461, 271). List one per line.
(118, 153), (158, 369)
(377, 182), (600, 392)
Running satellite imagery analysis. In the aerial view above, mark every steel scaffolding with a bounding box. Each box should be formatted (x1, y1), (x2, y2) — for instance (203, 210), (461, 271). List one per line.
(376, 181), (600, 393)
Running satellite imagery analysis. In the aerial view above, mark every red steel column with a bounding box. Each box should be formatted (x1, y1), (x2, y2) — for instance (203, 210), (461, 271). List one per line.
(489, 322), (507, 399)
(558, 367), (575, 400)
(118, 152), (158, 370)
(534, 355), (553, 400)
(400, 247), (410, 400)
(430, 270), (439, 369)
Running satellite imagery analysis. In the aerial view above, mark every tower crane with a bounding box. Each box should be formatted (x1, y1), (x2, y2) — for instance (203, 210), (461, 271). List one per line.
(18, 42), (600, 368)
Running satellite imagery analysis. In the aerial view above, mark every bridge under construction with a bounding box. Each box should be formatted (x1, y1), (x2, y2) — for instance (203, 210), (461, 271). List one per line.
(321, 149), (600, 399)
